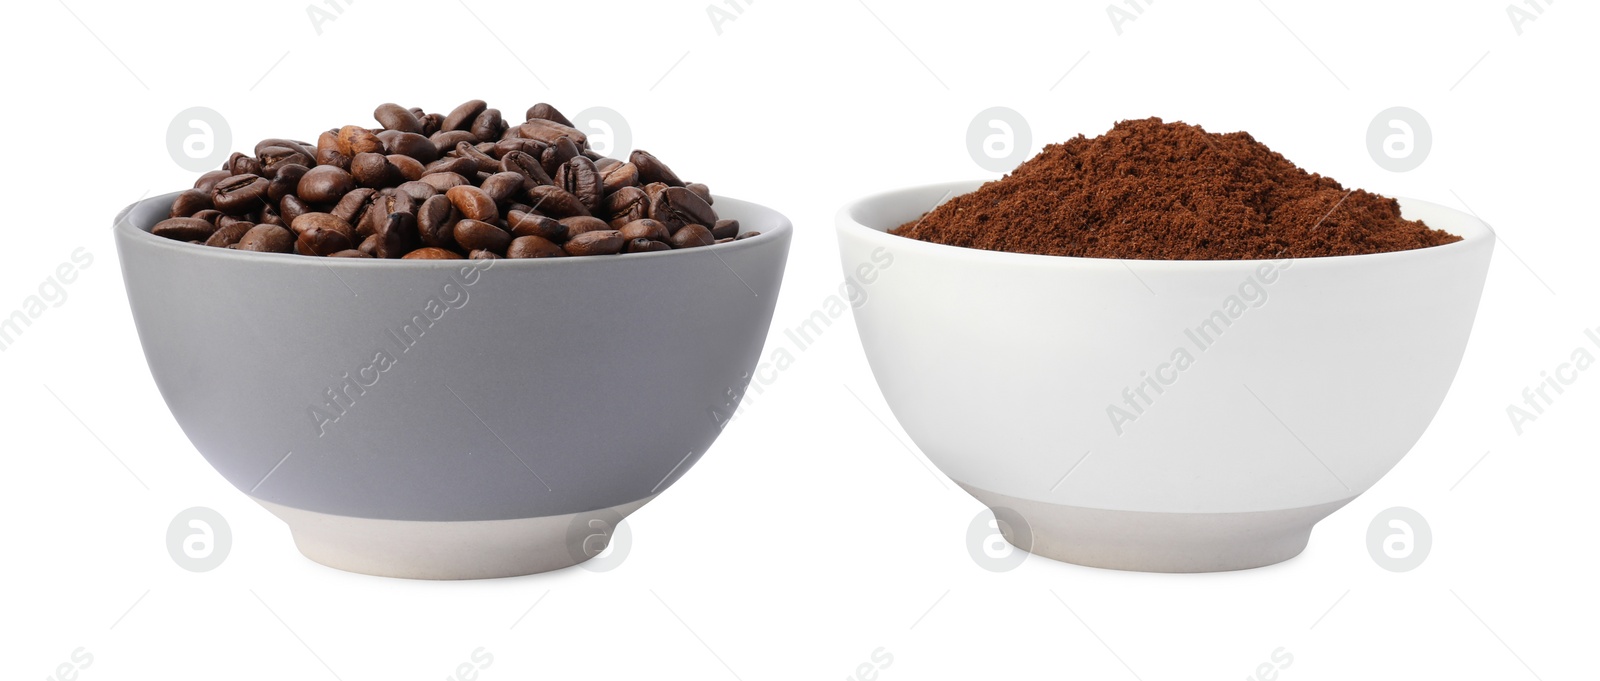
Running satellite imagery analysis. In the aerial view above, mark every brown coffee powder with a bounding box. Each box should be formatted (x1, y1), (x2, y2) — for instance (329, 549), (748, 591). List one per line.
(893, 118), (1461, 260)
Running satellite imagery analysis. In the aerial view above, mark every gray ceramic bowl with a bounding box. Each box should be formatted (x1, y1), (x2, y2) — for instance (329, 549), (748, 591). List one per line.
(116, 192), (791, 579)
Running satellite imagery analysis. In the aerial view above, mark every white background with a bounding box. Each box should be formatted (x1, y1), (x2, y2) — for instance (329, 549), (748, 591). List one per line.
(2, 0), (1595, 679)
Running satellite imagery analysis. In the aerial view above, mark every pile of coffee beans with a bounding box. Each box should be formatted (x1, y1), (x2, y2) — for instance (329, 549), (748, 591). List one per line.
(152, 101), (757, 259)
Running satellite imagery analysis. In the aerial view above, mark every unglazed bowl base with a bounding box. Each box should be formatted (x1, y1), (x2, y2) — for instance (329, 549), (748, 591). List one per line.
(254, 496), (653, 580)
(959, 483), (1354, 573)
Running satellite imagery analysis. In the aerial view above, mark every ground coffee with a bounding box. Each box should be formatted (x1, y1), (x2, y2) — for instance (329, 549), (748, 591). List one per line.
(893, 118), (1461, 260)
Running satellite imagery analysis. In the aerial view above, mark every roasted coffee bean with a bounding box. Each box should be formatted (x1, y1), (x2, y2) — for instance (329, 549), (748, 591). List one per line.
(331, 188), (376, 225)
(445, 185), (498, 222)
(194, 169), (232, 193)
(525, 103), (573, 127)
(237, 224), (293, 252)
(337, 125), (384, 156)
(157, 99), (729, 262)
(453, 218), (511, 254)
(470, 108), (505, 141)
(212, 174), (271, 215)
(604, 186), (649, 228)
(559, 216), (609, 239)
(259, 146), (312, 175)
(385, 132), (439, 163)
(415, 172), (466, 193)
(152, 217), (219, 241)
(376, 211), (421, 258)
(711, 219), (740, 240)
(228, 152), (263, 177)
(169, 189), (213, 218)
(627, 237), (672, 253)
(556, 156), (604, 213)
(686, 182), (714, 205)
(479, 172), (527, 204)
(599, 162), (638, 195)
(564, 230), (624, 256)
(205, 221), (253, 248)
(670, 224), (715, 249)
(518, 118), (587, 147)
(630, 150), (684, 186)
(442, 100), (488, 132)
(501, 150), (553, 187)
(430, 129), (477, 151)
(389, 155), (426, 182)
(351, 152), (402, 188)
(715, 237), (733, 244)
(494, 138), (545, 159)
(507, 235), (566, 258)
(296, 226), (353, 256)
(424, 155), (478, 177)
(279, 194), (312, 226)
(618, 218), (670, 243)
(507, 211), (564, 241)
(268, 164), (309, 202)
(374, 103), (423, 133)
(469, 249), (501, 260)
(290, 212), (354, 240)
(540, 136), (580, 177)
(402, 247), (463, 260)
(524, 185), (589, 218)
(417, 195), (458, 249)
(298, 165), (357, 203)
(649, 186), (718, 231)
(735, 231), (761, 240)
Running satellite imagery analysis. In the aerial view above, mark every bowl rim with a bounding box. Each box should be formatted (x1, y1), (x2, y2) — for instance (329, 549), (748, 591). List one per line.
(116, 190), (792, 268)
(837, 179), (1495, 269)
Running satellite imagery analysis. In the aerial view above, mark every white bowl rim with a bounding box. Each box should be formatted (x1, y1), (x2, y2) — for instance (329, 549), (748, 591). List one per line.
(837, 179), (1494, 269)
(116, 191), (793, 269)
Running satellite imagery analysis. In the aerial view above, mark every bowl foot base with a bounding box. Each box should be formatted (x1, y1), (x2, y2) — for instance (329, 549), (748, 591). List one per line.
(251, 496), (653, 580)
(957, 483), (1354, 573)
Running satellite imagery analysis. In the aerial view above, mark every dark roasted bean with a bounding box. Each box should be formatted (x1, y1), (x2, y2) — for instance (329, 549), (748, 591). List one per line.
(205, 221), (253, 248)
(556, 156), (604, 213)
(417, 195), (458, 249)
(236, 224), (293, 252)
(480, 172), (527, 204)
(559, 216), (609, 240)
(269, 164), (309, 202)
(442, 100), (488, 132)
(445, 185), (498, 222)
(401, 247), (463, 260)
(331, 188), (376, 225)
(539, 136), (580, 177)
(508, 211), (565, 241)
(376, 211), (420, 258)
(649, 186), (718, 232)
(711, 219), (740, 240)
(630, 150), (684, 186)
(388, 154), (426, 182)
(470, 108), (505, 141)
(351, 152), (401, 188)
(524, 103), (573, 126)
(194, 169), (232, 193)
(506, 235), (566, 258)
(228, 152), (262, 177)
(152, 217), (219, 241)
(424, 155), (477, 177)
(599, 162), (638, 195)
(453, 218), (511, 254)
(686, 182), (714, 205)
(279, 194), (312, 226)
(627, 237), (672, 253)
(619, 218), (671, 243)
(385, 132), (439, 163)
(564, 230), (624, 256)
(735, 231), (761, 240)
(169, 189), (213, 218)
(298, 165), (357, 203)
(469, 249), (501, 260)
(296, 226), (353, 256)
(524, 185), (589, 218)
(518, 118), (587, 147)
(329, 249), (372, 258)
(374, 103), (423, 133)
(670, 224), (715, 249)
(337, 125), (384, 156)
(604, 186), (649, 228)
(501, 150), (553, 187)
(212, 174), (271, 215)
(290, 213), (354, 240)
(419, 171), (470, 193)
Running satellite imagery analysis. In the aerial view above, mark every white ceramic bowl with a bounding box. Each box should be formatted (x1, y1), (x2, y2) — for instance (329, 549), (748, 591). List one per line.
(838, 180), (1494, 572)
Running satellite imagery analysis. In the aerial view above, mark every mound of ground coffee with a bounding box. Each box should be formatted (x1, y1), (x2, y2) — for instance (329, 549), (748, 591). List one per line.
(893, 118), (1460, 260)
